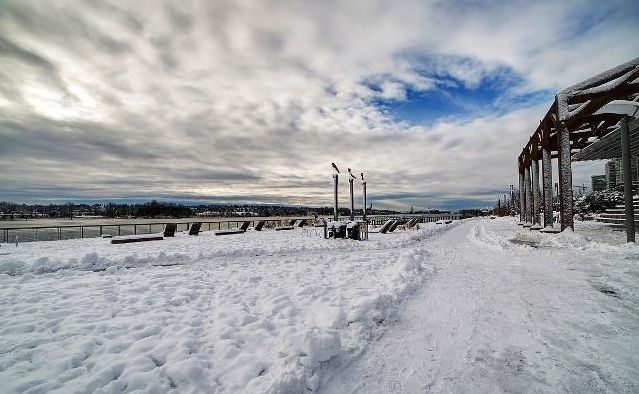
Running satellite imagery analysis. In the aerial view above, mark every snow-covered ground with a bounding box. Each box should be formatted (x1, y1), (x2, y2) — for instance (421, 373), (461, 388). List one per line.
(1, 218), (638, 393)
(0, 223), (452, 393)
(321, 218), (639, 393)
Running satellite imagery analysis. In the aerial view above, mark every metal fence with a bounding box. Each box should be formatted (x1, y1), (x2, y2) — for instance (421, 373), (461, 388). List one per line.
(360, 214), (462, 226)
(0, 214), (461, 244)
(0, 218), (307, 244)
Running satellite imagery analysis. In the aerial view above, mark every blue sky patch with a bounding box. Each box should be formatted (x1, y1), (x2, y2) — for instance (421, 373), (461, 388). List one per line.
(371, 67), (554, 125)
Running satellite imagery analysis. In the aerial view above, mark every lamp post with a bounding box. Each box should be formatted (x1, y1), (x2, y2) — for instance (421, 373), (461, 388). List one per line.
(348, 168), (356, 221)
(361, 173), (367, 223)
(331, 163), (340, 222)
(510, 185), (514, 213)
(594, 100), (639, 243)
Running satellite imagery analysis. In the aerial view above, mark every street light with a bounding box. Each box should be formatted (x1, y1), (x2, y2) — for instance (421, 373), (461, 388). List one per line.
(361, 173), (367, 223)
(348, 168), (356, 221)
(331, 163), (340, 222)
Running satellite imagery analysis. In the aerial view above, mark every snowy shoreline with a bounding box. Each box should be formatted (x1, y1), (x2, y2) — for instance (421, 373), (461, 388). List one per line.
(0, 222), (457, 393)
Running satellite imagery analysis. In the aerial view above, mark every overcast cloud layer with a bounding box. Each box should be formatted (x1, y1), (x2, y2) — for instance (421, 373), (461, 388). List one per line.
(1, 0), (638, 210)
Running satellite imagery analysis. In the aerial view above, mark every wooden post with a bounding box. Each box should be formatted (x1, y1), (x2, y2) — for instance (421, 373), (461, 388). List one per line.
(524, 164), (532, 227)
(557, 121), (574, 231)
(620, 116), (636, 242)
(541, 146), (555, 231)
(518, 161), (525, 225)
(531, 150), (542, 230)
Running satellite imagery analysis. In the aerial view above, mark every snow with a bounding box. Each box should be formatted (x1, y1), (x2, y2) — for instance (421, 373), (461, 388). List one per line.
(321, 218), (639, 393)
(1, 218), (638, 393)
(0, 222), (453, 393)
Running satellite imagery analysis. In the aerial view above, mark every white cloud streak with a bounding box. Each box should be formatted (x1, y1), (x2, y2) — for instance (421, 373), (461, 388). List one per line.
(0, 0), (637, 209)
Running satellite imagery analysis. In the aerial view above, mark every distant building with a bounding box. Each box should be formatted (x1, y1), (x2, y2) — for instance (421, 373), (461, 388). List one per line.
(614, 156), (639, 186)
(591, 175), (606, 192)
(605, 160), (617, 190)
(604, 157), (638, 190)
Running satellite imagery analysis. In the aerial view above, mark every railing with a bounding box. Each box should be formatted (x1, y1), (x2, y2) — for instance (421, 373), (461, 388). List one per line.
(0, 214), (461, 244)
(353, 214), (462, 226)
(0, 218), (309, 244)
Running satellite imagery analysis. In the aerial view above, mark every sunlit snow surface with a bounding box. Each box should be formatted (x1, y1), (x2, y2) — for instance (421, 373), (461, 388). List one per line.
(1, 219), (638, 393)
(0, 223), (448, 393)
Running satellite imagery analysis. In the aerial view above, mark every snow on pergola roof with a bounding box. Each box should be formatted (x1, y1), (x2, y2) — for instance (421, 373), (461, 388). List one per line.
(519, 56), (639, 165)
(572, 119), (639, 161)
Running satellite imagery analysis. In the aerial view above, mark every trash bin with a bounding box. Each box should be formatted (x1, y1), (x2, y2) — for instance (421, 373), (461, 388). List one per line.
(327, 221), (347, 239)
(346, 221), (360, 240)
(334, 223), (347, 238)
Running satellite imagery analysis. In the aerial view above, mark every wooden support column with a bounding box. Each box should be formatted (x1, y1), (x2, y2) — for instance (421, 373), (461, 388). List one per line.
(620, 116), (636, 242)
(528, 163), (535, 225)
(540, 146), (557, 232)
(524, 164), (533, 227)
(518, 161), (525, 225)
(531, 140), (542, 230)
(557, 121), (574, 231)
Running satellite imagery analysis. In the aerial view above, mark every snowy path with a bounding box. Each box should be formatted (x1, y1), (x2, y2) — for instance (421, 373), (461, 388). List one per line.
(321, 219), (639, 393)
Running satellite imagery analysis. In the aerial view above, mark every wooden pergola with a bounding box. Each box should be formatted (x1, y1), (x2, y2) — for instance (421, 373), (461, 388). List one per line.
(518, 56), (639, 233)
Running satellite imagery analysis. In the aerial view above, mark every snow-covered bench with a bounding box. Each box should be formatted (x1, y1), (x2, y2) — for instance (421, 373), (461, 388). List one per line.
(111, 233), (164, 244)
(215, 221), (251, 236)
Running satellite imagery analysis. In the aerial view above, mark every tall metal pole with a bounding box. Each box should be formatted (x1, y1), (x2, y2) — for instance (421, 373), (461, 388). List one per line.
(510, 185), (514, 213)
(333, 174), (339, 222)
(349, 178), (354, 221)
(361, 173), (367, 223)
(620, 116), (635, 242)
(503, 194), (507, 215)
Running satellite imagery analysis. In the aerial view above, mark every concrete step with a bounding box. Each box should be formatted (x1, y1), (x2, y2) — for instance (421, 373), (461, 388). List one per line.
(607, 209), (638, 214)
(596, 222), (639, 232)
(595, 217), (639, 225)
(598, 211), (639, 216)
(597, 213), (639, 219)
(592, 195), (639, 229)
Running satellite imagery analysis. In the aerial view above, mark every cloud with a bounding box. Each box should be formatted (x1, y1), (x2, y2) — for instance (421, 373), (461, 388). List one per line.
(0, 0), (637, 209)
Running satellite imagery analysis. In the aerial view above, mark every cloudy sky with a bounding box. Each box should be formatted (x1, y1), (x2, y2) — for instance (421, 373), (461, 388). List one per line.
(1, 0), (638, 210)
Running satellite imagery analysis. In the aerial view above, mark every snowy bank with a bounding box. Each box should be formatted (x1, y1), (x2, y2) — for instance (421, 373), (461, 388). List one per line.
(0, 222), (455, 393)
